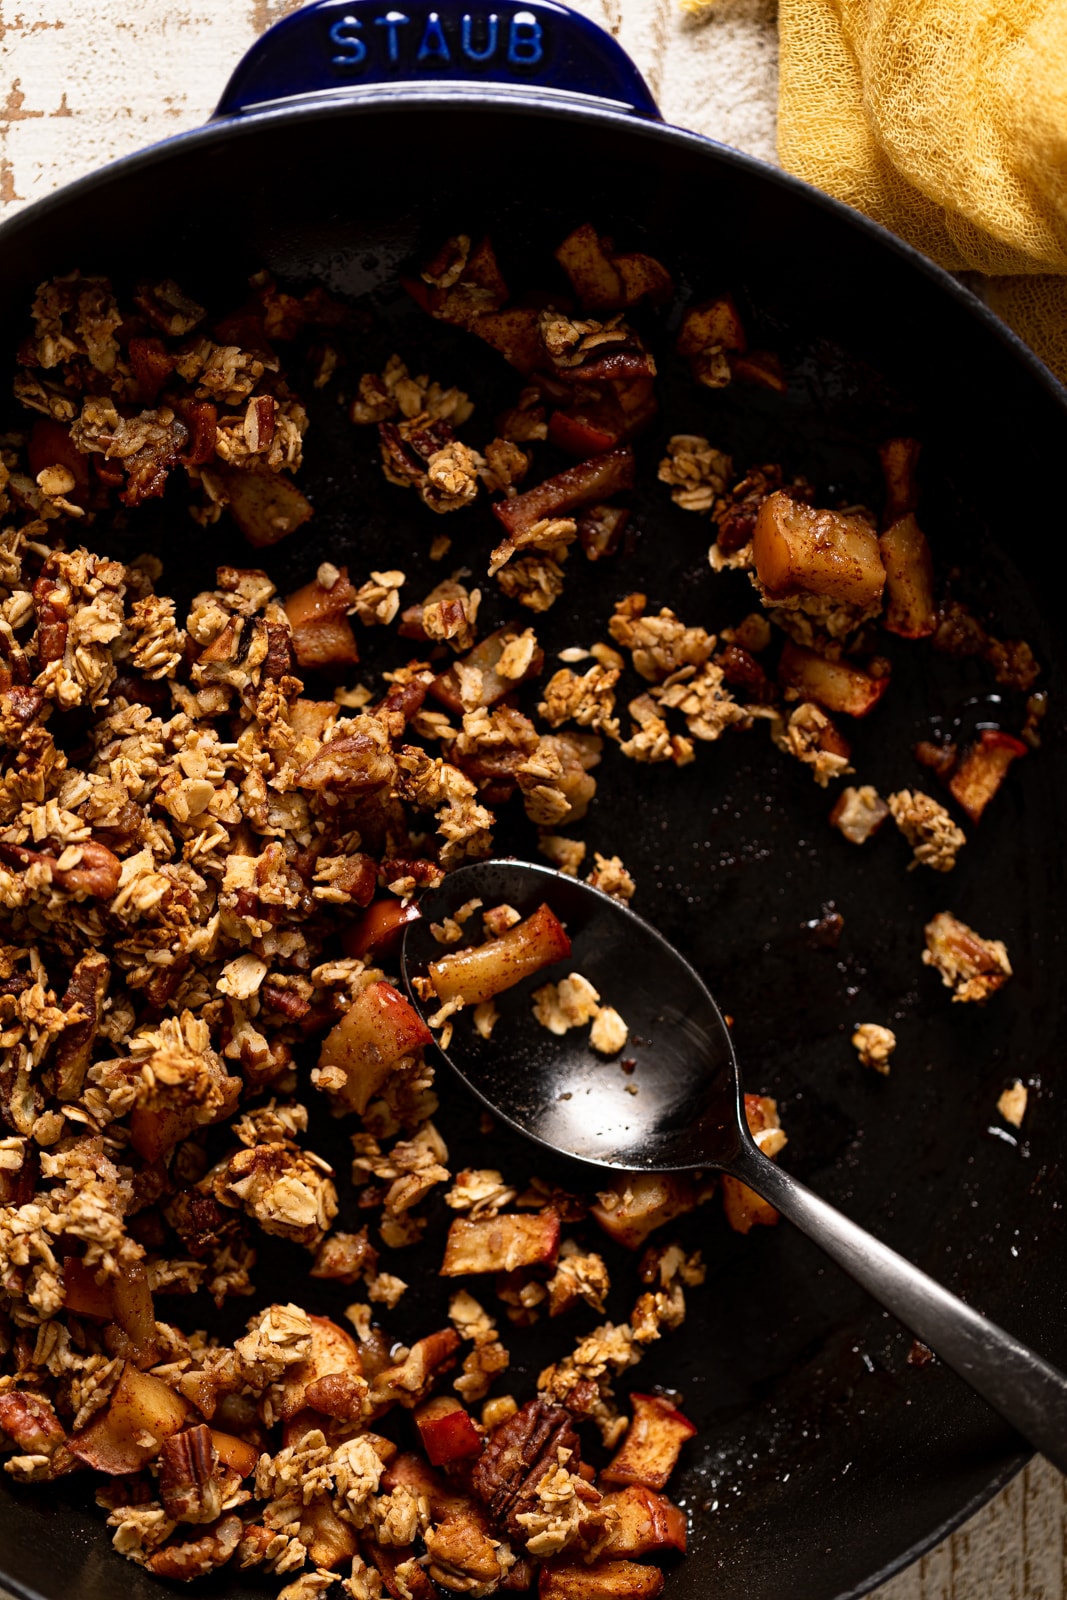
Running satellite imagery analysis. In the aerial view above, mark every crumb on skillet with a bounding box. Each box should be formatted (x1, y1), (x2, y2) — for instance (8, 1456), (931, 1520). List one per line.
(923, 912), (1012, 1002)
(887, 789), (966, 872)
(829, 784), (889, 844)
(997, 1080), (1028, 1128)
(851, 1023), (897, 1074)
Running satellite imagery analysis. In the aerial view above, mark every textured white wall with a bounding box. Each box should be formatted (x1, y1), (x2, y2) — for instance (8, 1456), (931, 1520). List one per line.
(0, 4), (1063, 1597)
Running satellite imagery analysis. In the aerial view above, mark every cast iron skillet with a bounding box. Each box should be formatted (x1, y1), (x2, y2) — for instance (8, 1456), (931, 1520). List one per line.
(0, 6), (1065, 1599)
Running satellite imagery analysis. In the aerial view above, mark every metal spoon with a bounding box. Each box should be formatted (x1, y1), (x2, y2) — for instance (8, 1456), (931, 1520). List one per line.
(402, 856), (1067, 1474)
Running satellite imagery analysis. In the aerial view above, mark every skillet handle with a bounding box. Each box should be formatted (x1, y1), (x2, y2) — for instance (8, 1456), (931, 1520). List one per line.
(216, 0), (660, 119)
(728, 1141), (1067, 1475)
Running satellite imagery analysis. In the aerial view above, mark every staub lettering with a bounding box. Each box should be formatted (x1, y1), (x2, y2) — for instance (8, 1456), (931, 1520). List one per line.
(328, 9), (544, 71)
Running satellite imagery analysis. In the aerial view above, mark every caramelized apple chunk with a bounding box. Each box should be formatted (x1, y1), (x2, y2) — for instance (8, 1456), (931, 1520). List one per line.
(602, 1393), (697, 1491)
(754, 492), (886, 609)
(948, 730), (1026, 822)
(428, 903), (571, 1008)
(442, 1210), (562, 1276)
(721, 1094), (787, 1234)
(316, 981), (432, 1114)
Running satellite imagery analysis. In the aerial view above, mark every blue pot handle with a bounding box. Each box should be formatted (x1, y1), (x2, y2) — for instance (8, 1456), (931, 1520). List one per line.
(215, 0), (660, 120)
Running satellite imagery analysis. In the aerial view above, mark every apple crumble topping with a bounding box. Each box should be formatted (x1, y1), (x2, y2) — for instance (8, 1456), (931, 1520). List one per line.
(772, 703), (854, 787)
(0, 227), (1042, 1599)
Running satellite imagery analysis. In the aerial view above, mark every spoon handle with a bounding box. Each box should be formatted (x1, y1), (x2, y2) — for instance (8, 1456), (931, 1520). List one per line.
(727, 1141), (1067, 1474)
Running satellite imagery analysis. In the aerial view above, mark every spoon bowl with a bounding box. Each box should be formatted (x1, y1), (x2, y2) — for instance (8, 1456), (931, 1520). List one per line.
(403, 857), (1067, 1476)
(401, 857), (743, 1170)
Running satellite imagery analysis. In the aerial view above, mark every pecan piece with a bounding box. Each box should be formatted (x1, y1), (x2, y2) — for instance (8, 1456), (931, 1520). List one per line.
(51, 951), (110, 1101)
(32, 576), (68, 665)
(296, 729), (396, 795)
(158, 1424), (224, 1524)
(717, 644), (773, 702)
(378, 856), (444, 890)
(0, 839), (122, 899)
(375, 669), (434, 737)
(262, 621), (294, 680)
(165, 1187), (240, 1258)
(0, 1391), (67, 1455)
(303, 1371), (365, 1420)
(147, 1513), (243, 1579)
(0, 685), (45, 735)
(471, 1396), (582, 1536)
(310, 1227), (378, 1285)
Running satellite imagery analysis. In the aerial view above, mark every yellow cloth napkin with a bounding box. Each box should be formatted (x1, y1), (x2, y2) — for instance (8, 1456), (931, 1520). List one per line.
(776, 0), (1067, 386)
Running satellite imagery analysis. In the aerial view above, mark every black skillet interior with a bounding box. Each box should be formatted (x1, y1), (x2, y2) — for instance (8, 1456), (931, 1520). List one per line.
(0, 99), (1065, 1600)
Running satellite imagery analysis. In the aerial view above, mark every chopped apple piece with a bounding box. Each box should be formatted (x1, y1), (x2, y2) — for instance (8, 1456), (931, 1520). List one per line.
(778, 642), (890, 717)
(548, 407), (625, 458)
(63, 1260), (155, 1363)
(492, 447), (634, 541)
(28, 417), (91, 506)
(432, 625), (545, 714)
(601, 1393), (697, 1491)
(578, 504), (629, 561)
(370, 1330), (462, 1412)
(829, 784), (890, 845)
(591, 1173), (707, 1251)
(277, 1315), (365, 1421)
(111, 1261), (159, 1366)
(127, 1078), (245, 1162)
(209, 1428), (258, 1478)
(540, 1559), (665, 1598)
(553, 226), (672, 312)
(300, 1498), (359, 1568)
(341, 898), (421, 961)
(923, 910), (1012, 1002)
(555, 224), (625, 310)
(612, 251), (673, 307)
(69, 1362), (189, 1475)
(948, 729), (1027, 822)
(284, 567), (360, 669)
(317, 981), (432, 1114)
(594, 1486), (687, 1558)
(215, 464), (313, 548)
(722, 1094), (786, 1233)
(753, 492), (886, 608)
(731, 350), (787, 392)
(441, 1210), (561, 1276)
(406, 234), (509, 328)
(469, 306), (546, 373)
(676, 295), (747, 358)
(288, 698), (339, 741)
(880, 515), (936, 638)
(62, 1256), (114, 1320)
(428, 903), (571, 1007)
(415, 1395), (483, 1464)
(385, 1452), (512, 1590)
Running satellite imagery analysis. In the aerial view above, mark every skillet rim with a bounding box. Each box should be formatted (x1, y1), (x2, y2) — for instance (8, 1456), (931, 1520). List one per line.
(0, 88), (1063, 417)
(0, 84), (1057, 1600)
